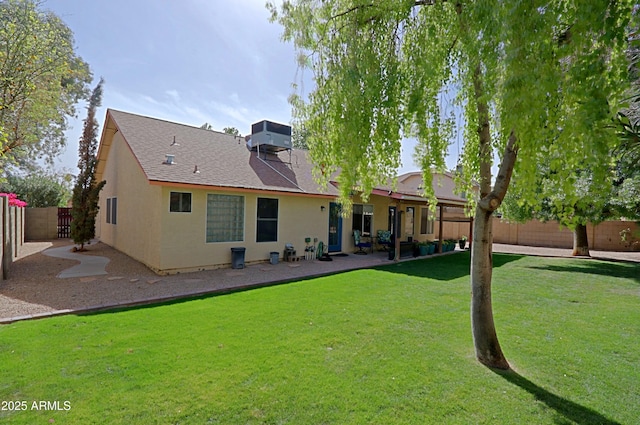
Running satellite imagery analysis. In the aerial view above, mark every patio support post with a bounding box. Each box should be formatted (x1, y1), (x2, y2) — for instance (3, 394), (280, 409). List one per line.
(394, 201), (401, 261)
(438, 204), (444, 253)
(469, 217), (474, 246)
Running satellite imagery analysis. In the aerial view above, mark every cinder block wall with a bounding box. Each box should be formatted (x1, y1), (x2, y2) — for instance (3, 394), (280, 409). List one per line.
(1, 198), (5, 279)
(1, 198), (26, 279)
(493, 218), (640, 251)
(25, 207), (59, 240)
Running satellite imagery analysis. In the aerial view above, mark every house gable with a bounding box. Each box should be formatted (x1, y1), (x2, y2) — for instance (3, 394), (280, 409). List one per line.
(101, 109), (337, 197)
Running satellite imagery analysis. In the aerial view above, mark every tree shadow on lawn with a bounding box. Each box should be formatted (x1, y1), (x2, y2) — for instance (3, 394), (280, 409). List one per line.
(526, 260), (640, 284)
(493, 369), (622, 425)
(377, 252), (524, 281)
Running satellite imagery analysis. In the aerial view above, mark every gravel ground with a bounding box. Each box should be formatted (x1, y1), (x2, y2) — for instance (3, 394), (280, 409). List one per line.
(1, 240), (637, 324)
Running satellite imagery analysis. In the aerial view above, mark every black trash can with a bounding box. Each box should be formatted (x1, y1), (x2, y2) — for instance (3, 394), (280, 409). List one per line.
(231, 247), (246, 269)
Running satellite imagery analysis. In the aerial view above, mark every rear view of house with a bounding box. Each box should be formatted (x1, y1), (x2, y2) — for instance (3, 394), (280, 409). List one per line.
(95, 109), (473, 274)
(95, 110), (337, 274)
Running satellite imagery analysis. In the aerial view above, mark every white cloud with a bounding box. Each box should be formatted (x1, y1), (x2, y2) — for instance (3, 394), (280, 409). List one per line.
(208, 101), (252, 125)
(165, 90), (181, 104)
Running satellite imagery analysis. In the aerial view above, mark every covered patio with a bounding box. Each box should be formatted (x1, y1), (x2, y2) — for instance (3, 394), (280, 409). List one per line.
(369, 174), (474, 260)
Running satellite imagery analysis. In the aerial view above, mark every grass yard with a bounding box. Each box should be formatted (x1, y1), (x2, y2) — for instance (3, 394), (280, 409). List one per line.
(0, 252), (638, 424)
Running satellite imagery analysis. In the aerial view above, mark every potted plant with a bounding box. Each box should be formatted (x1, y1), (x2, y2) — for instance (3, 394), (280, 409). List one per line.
(446, 239), (456, 251)
(459, 235), (468, 250)
(428, 241), (436, 255)
(417, 241), (429, 256)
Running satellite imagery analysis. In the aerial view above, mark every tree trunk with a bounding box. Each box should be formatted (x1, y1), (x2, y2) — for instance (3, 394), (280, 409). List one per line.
(572, 223), (590, 257)
(469, 133), (517, 370)
(470, 205), (509, 369)
(468, 64), (516, 370)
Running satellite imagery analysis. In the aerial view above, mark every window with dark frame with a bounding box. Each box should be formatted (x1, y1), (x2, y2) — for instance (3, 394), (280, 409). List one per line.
(406, 207), (415, 237)
(420, 207), (434, 234)
(170, 192), (192, 213)
(352, 204), (373, 236)
(256, 197), (278, 242)
(106, 197), (117, 225)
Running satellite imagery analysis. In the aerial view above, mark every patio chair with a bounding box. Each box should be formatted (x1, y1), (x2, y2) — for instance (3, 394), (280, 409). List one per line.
(376, 230), (392, 251)
(353, 230), (372, 255)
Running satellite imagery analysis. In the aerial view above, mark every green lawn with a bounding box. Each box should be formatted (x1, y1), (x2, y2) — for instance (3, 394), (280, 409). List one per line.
(1, 253), (638, 424)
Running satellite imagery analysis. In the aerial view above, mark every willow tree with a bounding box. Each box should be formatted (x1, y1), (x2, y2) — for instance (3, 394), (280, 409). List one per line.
(270, 0), (634, 369)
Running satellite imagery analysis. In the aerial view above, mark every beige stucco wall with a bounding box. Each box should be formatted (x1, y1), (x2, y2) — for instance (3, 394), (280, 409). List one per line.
(155, 189), (330, 273)
(99, 130), (163, 269)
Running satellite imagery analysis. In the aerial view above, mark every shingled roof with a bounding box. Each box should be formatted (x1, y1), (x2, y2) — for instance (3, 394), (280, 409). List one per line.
(97, 109), (337, 197)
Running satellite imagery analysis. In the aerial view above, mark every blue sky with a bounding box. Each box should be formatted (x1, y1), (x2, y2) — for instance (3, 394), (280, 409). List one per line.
(44, 0), (427, 175)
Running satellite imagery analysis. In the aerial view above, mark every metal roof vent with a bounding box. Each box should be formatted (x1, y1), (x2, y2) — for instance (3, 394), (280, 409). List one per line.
(246, 120), (292, 153)
(164, 154), (176, 165)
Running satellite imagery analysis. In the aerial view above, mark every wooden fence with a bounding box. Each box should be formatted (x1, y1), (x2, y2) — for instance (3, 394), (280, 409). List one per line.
(58, 207), (72, 238)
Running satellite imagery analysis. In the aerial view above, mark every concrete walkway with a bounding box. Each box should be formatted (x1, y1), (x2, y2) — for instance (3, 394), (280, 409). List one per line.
(493, 243), (640, 263)
(42, 240), (110, 278)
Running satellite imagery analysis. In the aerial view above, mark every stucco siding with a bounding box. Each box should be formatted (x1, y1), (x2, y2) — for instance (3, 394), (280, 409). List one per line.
(156, 189), (331, 273)
(99, 130), (162, 268)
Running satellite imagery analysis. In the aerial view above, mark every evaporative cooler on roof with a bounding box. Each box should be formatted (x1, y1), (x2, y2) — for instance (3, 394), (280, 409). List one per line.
(247, 120), (292, 153)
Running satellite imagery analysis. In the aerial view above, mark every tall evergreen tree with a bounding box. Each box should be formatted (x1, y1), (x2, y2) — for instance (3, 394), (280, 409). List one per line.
(70, 79), (106, 250)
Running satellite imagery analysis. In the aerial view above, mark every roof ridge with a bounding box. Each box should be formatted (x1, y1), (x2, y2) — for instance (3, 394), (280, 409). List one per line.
(107, 108), (240, 138)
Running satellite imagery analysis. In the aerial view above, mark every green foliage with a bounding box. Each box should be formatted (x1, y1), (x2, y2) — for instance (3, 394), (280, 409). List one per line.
(1, 254), (639, 423)
(0, 0), (92, 169)
(503, 92), (640, 226)
(269, 1), (634, 218)
(222, 126), (240, 136)
(0, 172), (71, 207)
(611, 81), (640, 218)
(292, 124), (309, 149)
(70, 79), (105, 249)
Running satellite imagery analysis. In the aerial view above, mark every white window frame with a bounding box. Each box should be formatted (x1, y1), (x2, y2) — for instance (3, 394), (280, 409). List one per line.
(206, 194), (244, 243)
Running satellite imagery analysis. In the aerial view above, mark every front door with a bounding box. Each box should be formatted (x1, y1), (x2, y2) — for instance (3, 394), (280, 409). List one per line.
(328, 202), (342, 252)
